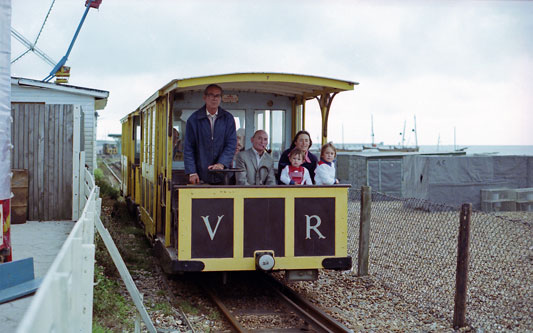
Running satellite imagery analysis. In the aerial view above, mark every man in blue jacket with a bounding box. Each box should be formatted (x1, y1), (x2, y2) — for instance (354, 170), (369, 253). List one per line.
(184, 84), (237, 184)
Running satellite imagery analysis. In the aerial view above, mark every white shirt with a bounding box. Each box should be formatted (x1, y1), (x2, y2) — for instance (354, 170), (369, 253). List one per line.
(315, 161), (337, 185)
(252, 147), (265, 166)
(206, 109), (218, 134)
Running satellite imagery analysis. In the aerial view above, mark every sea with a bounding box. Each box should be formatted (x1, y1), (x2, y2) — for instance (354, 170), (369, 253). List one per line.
(419, 145), (533, 156)
(312, 144), (533, 156)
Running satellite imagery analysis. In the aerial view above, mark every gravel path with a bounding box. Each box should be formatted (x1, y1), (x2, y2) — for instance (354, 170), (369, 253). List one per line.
(99, 192), (532, 332)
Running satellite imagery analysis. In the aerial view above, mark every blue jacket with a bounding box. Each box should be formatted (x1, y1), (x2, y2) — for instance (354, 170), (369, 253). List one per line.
(184, 105), (237, 183)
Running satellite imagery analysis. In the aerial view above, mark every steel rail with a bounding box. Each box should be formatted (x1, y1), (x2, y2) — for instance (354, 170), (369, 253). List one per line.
(202, 286), (247, 332)
(202, 272), (351, 332)
(262, 274), (352, 333)
(102, 159), (122, 186)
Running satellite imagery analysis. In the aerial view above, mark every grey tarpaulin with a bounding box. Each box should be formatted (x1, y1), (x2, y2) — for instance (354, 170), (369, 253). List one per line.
(402, 155), (533, 209)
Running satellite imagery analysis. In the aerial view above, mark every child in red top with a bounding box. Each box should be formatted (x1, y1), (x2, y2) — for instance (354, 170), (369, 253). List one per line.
(280, 148), (313, 185)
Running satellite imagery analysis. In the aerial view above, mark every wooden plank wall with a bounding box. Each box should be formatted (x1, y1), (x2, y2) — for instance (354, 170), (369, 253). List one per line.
(11, 104), (74, 221)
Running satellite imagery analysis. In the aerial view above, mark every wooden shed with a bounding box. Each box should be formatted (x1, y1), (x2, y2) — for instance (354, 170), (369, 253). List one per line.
(10, 77), (109, 221)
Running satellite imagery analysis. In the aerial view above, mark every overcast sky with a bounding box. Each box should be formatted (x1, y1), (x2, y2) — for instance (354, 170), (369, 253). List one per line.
(9, 0), (533, 146)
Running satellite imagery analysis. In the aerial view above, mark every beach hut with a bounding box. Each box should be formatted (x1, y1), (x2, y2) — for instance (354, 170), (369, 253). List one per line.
(10, 77), (109, 221)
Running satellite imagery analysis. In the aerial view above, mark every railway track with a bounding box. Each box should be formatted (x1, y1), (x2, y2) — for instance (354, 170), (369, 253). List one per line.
(201, 272), (352, 332)
(100, 156), (122, 187)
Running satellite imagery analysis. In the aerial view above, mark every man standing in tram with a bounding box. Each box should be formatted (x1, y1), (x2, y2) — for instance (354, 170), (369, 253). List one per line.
(184, 84), (237, 184)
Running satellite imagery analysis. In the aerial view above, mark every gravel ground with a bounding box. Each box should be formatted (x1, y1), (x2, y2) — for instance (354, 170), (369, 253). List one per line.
(125, 209), (532, 332)
(285, 270), (456, 332)
(96, 174), (532, 332)
(343, 199), (532, 333)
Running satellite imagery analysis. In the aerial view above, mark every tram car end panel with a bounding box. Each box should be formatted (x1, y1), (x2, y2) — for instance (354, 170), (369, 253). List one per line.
(156, 186), (352, 278)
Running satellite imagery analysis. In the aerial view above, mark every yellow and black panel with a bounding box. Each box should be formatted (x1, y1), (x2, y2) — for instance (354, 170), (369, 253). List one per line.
(191, 198), (234, 258)
(294, 197), (335, 256)
(162, 185), (351, 273)
(243, 198), (285, 258)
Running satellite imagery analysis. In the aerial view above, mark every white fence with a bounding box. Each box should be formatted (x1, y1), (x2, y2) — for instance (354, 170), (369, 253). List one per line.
(17, 167), (99, 333)
(16, 162), (156, 332)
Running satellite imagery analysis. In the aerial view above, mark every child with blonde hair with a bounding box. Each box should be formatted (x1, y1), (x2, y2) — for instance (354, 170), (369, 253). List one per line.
(315, 142), (339, 185)
(280, 148), (313, 185)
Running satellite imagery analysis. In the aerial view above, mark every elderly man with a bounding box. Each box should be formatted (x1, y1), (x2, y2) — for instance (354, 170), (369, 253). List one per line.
(235, 130), (276, 185)
(184, 84), (237, 184)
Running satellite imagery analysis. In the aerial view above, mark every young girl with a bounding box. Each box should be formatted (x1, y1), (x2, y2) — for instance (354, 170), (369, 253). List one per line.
(314, 143), (339, 185)
(280, 148), (313, 185)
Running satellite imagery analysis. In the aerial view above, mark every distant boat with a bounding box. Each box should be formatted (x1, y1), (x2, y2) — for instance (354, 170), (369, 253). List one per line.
(337, 147), (363, 152)
(362, 142), (383, 150)
(376, 145), (419, 152)
(362, 115), (419, 152)
(453, 127), (468, 152)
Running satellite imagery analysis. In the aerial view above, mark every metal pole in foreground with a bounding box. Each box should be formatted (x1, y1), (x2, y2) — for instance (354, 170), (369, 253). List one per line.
(453, 203), (472, 328)
(0, 0), (13, 262)
(358, 186), (371, 276)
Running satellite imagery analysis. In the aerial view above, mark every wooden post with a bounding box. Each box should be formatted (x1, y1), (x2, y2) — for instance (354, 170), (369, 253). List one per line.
(358, 186), (371, 276)
(453, 203), (472, 328)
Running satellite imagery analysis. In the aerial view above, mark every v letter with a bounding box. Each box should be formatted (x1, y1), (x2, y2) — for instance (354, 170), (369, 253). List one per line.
(201, 215), (224, 240)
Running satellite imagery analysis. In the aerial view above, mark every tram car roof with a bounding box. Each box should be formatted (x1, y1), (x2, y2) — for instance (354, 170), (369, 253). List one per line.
(135, 72), (358, 112)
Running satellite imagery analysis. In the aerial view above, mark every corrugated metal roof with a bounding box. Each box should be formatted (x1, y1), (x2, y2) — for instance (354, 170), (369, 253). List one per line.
(11, 77), (109, 99)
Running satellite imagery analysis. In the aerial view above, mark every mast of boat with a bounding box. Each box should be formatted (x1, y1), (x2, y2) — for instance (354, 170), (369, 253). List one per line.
(371, 114), (375, 146)
(437, 133), (440, 151)
(454, 126), (456, 150)
(413, 115), (418, 148)
(342, 123), (345, 149)
(401, 120), (406, 147)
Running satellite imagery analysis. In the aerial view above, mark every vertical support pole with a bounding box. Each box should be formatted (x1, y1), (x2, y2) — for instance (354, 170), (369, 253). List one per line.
(358, 186), (371, 276)
(453, 203), (472, 328)
(78, 152), (86, 216)
(72, 106), (81, 220)
(301, 98), (306, 131)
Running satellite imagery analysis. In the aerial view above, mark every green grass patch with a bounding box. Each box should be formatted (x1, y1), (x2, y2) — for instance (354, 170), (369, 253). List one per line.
(92, 322), (112, 333)
(208, 309), (221, 321)
(151, 302), (175, 316)
(93, 265), (135, 332)
(177, 299), (200, 315)
(94, 166), (119, 200)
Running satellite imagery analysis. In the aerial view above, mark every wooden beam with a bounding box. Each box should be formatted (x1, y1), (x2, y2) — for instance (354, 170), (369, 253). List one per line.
(453, 203), (472, 329)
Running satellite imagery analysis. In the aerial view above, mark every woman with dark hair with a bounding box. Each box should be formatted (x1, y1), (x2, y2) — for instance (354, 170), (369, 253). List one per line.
(277, 130), (318, 184)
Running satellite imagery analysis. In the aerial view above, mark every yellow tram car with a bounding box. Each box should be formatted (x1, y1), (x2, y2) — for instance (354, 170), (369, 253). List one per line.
(120, 73), (357, 279)
(103, 143), (117, 155)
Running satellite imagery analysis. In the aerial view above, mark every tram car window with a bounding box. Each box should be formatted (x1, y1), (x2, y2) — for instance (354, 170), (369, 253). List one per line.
(120, 73), (357, 281)
(254, 109), (285, 160)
